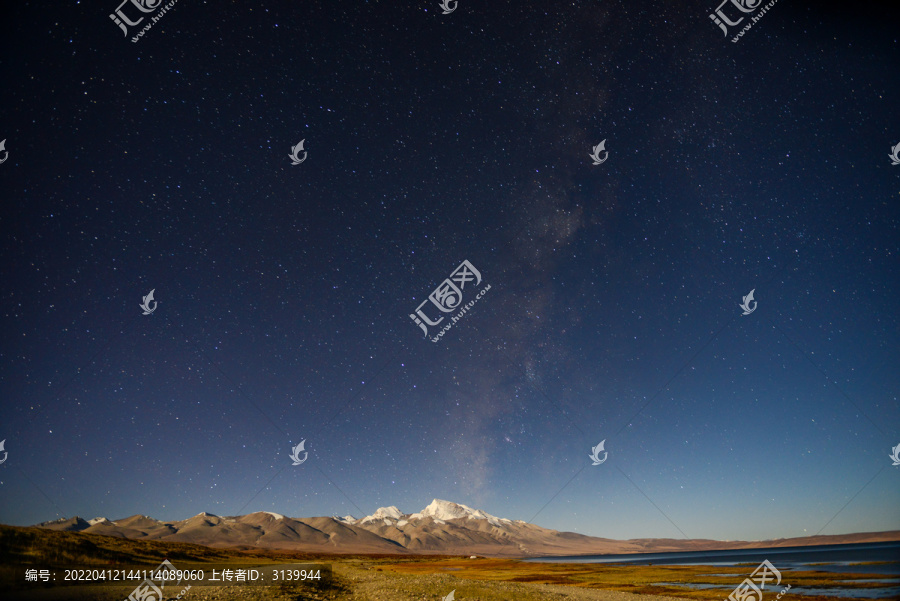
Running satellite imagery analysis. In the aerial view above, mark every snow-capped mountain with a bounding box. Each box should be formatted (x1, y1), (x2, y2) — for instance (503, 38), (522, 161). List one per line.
(413, 499), (513, 526)
(348, 499), (514, 528)
(32, 499), (883, 557)
(357, 505), (404, 524)
(32, 499), (580, 555)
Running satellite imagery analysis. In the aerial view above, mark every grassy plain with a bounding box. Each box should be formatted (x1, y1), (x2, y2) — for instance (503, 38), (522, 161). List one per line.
(1, 525), (896, 601)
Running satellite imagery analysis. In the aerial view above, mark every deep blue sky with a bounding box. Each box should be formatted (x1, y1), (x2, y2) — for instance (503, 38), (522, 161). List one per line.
(1, 1), (898, 543)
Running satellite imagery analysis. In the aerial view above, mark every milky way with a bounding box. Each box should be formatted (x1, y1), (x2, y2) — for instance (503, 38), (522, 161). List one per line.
(0, 1), (897, 542)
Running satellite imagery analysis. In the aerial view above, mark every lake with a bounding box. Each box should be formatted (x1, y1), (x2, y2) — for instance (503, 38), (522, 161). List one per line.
(525, 541), (900, 575)
(526, 542), (900, 598)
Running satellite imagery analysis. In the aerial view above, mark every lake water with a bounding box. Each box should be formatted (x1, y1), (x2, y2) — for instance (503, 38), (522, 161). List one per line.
(526, 541), (900, 598)
(525, 541), (900, 574)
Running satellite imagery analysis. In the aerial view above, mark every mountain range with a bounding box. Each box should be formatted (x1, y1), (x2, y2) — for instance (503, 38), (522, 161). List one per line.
(33, 499), (900, 557)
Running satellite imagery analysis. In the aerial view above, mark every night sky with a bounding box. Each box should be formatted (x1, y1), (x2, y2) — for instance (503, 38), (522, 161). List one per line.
(1, 1), (898, 543)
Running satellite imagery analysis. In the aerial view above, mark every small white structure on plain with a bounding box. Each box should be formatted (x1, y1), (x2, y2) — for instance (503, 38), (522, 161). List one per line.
(442, 590), (455, 601)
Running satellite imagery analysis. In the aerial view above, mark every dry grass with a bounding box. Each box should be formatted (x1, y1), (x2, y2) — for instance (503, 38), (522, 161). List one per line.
(377, 557), (898, 601)
(2, 525), (896, 601)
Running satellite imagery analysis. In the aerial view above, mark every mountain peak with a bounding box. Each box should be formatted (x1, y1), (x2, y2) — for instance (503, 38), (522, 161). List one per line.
(352, 499), (513, 528)
(29, 505), (892, 557)
(359, 505), (403, 524)
(34, 516), (90, 531)
(412, 499), (509, 526)
(423, 499), (468, 516)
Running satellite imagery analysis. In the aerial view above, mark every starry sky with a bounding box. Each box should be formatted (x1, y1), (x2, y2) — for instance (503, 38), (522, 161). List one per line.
(1, 1), (898, 543)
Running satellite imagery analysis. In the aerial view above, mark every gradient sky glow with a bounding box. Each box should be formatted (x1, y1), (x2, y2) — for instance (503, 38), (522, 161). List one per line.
(1, 1), (898, 544)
